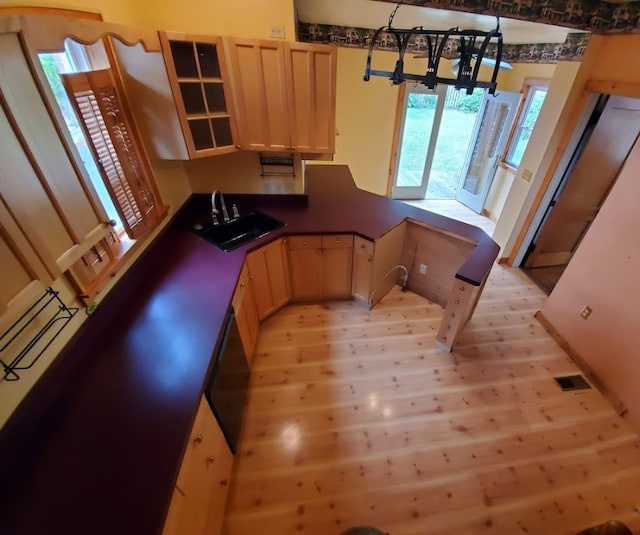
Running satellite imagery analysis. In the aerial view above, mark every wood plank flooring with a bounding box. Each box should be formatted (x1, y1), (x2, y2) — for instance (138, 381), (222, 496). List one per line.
(223, 265), (640, 535)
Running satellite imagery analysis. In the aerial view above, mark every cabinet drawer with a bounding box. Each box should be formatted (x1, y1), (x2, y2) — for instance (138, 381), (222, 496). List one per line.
(354, 236), (374, 257)
(321, 234), (353, 249)
(288, 235), (322, 250)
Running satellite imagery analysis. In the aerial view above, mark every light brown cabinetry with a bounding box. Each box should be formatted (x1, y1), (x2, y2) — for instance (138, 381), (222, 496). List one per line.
(159, 32), (237, 158)
(284, 42), (337, 154)
(0, 198), (52, 328)
(288, 235), (353, 299)
(226, 38), (290, 152)
(0, 32), (110, 291)
(226, 39), (336, 153)
(246, 238), (291, 320)
(352, 236), (374, 305)
(163, 397), (233, 535)
(232, 262), (259, 366)
(288, 236), (324, 299)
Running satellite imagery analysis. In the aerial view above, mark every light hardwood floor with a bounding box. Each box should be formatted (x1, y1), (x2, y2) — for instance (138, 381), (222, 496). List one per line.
(223, 263), (640, 535)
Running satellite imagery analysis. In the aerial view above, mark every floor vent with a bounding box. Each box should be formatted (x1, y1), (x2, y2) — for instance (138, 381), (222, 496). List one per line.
(554, 374), (591, 391)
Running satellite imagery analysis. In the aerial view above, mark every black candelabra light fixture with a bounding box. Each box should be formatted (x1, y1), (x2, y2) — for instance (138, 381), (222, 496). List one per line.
(363, 1), (505, 95)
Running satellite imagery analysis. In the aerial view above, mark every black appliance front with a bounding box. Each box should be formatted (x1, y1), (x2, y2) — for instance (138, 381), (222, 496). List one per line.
(205, 310), (250, 454)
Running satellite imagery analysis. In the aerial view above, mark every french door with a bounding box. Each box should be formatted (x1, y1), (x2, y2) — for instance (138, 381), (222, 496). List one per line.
(391, 84), (447, 199)
(456, 90), (520, 213)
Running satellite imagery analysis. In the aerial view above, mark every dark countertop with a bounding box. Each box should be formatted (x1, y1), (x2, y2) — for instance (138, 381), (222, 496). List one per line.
(0, 165), (498, 535)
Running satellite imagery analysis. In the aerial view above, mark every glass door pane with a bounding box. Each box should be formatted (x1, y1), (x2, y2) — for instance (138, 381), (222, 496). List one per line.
(457, 91), (520, 213)
(392, 85), (445, 199)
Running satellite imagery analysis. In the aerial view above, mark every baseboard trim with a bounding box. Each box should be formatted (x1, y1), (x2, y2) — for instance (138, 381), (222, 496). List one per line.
(534, 310), (627, 417)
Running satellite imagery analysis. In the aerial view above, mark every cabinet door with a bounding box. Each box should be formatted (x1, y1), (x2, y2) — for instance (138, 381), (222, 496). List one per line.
(227, 38), (290, 152)
(288, 236), (323, 300)
(352, 236), (374, 305)
(160, 32), (237, 158)
(264, 238), (291, 311)
(246, 239), (290, 320)
(284, 42), (337, 154)
(164, 397), (233, 535)
(232, 263), (259, 366)
(322, 235), (353, 298)
(0, 197), (52, 329)
(0, 33), (109, 275)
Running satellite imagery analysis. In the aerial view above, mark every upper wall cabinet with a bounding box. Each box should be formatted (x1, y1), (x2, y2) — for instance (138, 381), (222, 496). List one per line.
(226, 39), (336, 154)
(159, 32), (238, 158)
(284, 43), (337, 154)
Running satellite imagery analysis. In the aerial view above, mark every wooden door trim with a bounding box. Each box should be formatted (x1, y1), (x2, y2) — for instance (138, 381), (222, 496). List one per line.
(0, 7), (102, 20)
(509, 80), (640, 266)
(386, 84), (407, 198)
(506, 88), (592, 266)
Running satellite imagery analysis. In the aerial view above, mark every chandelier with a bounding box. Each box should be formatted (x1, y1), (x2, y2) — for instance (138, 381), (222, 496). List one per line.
(363, 2), (505, 95)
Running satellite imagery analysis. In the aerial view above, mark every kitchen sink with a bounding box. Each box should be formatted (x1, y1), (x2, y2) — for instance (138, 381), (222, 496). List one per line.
(193, 211), (285, 252)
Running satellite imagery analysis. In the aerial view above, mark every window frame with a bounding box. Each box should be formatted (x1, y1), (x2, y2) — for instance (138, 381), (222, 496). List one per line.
(502, 78), (549, 170)
(34, 36), (167, 301)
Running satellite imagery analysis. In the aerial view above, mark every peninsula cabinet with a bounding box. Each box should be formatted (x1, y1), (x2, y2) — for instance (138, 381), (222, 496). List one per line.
(246, 238), (291, 320)
(226, 38), (336, 153)
(288, 234), (353, 300)
(232, 262), (259, 366)
(163, 397), (233, 535)
(159, 32), (238, 158)
(351, 236), (374, 305)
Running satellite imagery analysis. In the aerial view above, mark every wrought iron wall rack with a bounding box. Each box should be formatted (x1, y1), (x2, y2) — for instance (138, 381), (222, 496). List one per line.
(259, 154), (296, 178)
(0, 287), (78, 381)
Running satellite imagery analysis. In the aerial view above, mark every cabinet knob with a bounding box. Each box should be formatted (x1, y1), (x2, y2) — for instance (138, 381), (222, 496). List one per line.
(194, 434), (203, 444)
(207, 456), (216, 464)
(303, 241), (308, 245)
(240, 282), (245, 288)
(336, 239), (341, 244)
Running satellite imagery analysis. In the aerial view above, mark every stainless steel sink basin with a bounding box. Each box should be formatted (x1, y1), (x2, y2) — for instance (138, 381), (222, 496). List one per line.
(193, 211), (285, 252)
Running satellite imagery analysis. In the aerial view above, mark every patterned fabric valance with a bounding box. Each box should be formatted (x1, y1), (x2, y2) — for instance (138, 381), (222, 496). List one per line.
(298, 22), (590, 63)
(373, 0), (640, 35)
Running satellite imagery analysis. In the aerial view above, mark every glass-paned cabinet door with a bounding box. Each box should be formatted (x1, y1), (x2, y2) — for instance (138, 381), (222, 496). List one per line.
(160, 32), (237, 158)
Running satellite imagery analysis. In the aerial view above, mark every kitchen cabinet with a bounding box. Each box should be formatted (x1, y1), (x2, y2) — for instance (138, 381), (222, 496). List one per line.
(288, 234), (353, 299)
(288, 235), (324, 299)
(0, 32), (110, 283)
(322, 235), (354, 297)
(352, 236), (374, 305)
(0, 198), (52, 329)
(159, 31), (238, 158)
(284, 42), (337, 154)
(232, 262), (259, 366)
(226, 38), (336, 153)
(246, 238), (291, 320)
(163, 397), (233, 535)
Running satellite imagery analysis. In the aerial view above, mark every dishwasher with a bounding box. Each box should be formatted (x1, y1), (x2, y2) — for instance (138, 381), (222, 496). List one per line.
(204, 309), (250, 454)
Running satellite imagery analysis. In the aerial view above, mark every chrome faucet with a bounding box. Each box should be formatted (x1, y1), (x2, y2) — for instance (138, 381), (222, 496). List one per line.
(211, 190), (229, 226)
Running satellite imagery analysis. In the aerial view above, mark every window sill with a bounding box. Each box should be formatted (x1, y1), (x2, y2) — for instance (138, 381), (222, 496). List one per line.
(66, 210), (169, 305)
(500, 161), (518, 173)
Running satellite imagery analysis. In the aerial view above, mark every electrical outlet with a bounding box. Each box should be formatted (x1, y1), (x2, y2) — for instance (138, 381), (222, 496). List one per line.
(269, 24), (286, 39)
(419, 264), (427, 275)
(521, 169), (533, 183)
(580, 306), (592, 319)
